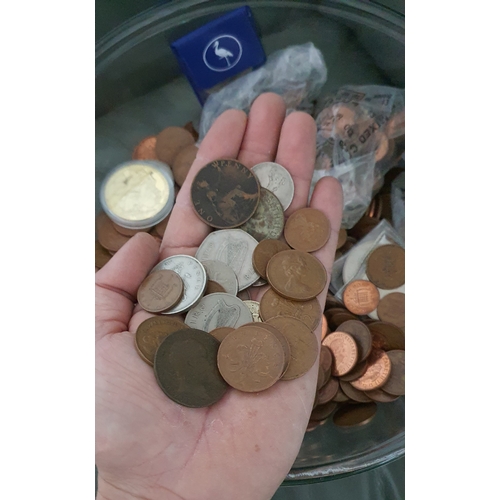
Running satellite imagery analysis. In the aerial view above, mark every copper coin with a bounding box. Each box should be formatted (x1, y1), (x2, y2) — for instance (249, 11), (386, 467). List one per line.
(267, 250), (327, 301)
(325, 293), (345, 311)
(96, 213), (131, 252)
(284, 208), (331, 253)
(322, 332), (358, 377)
(191, 159), (260, 229)
(172, 144), (198, 187)
(343, 280), (380, 315)
(324, 309), (357, 331)
(155, 126), (195, 165)
(154, 328), (228, 407)
(310, 400), (338, 421)
(366, 244), (405, 289)
(317, 377), (340, 405)
(265, 316), (319, 380)
(381, 350), (405, 396)
(132, 136), (159, 161)
(209, 326), (235, 343)
(368, 321), (405, 350)
(332, 402), (377, 427)
(135, 316), (187, 366)
(183, 121), (199, 141)
(252, 239), (290, 279)
(321, 315), (330, 341)
(364, 388), (400, 403)
(95, 240), (112, 269)
(316, 365), (329, 391)
(339, 380), (373, 403)
(335, 320), (372, 362)
(137, 270), (184, 313)
(332, 386), (350, 403)
(205, 280), (227, 295)
(377, 292), (405, 329)
(217, 325), (285, 392)
(351, 349), (392, 391)
(260, 288), (322, 331)
(319, 345), (333, 374)
(239, 188), (285, 241)
(111, 221), (150, 237)
(152, 214), (170, 238)
(336, 228), (347, 249)
(339, 360), (368, 382)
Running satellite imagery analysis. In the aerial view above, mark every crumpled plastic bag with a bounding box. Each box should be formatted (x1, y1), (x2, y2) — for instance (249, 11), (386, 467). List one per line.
(391, 170), (405, 241)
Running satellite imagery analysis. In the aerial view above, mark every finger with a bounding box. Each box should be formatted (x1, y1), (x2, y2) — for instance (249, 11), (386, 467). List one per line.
(95, 232), (160, 340)
(237, 93), (286, 167)
(160, 109), (247, 259)
(274, 112), (317, 216)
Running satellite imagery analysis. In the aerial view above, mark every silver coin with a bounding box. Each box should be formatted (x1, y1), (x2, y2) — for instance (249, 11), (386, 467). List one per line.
(151, 255), (207, 314)
(195, 229), (259, 291)
(200, 260), (239, 296)
(252, 277), (268, 287)
(185, 293), (253, 332)
(243, 300), (262, 322)
(251, 162), (294, 211)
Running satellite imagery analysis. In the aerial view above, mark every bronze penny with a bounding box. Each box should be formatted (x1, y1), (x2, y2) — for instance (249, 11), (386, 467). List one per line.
(183, 121), (199, 141)
(267, 250), (327, 301)
(336, 228), (347, 249)
(172, 144), (198, 187)
(316, 365), (329, 391)
(351, 349), (391, 391)
(135, 316), (187, 366)
(319, 345), (333, 374)
(260, 288), (322, 331)
(368, 321), (405, 351)
(284, 208), (331, 253)
(137, 270), (184, 313)
(332, 402), (377, 427)
(155, 126), (195, 165)
(339, 380), (372, 403)
(217, 325), (285, 392)
(96, 213), (131, 252)
(205, 280), (227, 295)
(321, 315), (330, 341)
(310, 400), (338, 421)
(366, 244), (405, 289)
(324, 309), (357, 331)
(339, 360), (368, 382)
(381, 350), (405, 396)
(332, 386), (350, 403)
(325, 293), (344, 311)
(252, 239), (290, 279)
(317, 377), (340, 405)
(364, 388), (400, 403)
(377, 292), (405, 329)
(132, 136), (159, 161)
(154, 328), (228, 407)
(209, 326), (235, 343)
(266, 316), (319, 381)
(322, 332), (358, 377)
(239, 188), (285, 241)
(151, 214), (170, 238)
(111, 221), (150, 237)
(95, 240), (112, 269)
(191, 159), (260, 229)
(336, 320), (373, 362)
(343, 280), (380, 315)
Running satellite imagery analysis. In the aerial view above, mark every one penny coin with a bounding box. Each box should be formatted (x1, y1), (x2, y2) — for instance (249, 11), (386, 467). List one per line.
(321, 315), (330, 341)
(339, 380), (373, 403)
(267, 250), (327, 301)
(381, 350), (405, 396)
(135, 316), (187, 366)
(366, 244), (405, 289)
(319, 345), (333, 374)
(205, 280), (227, 295)
(209, 327), (235, 343)
(350, 349), (392, 391)
(368, 321), (405, 351)
(332, 402), (377, 427)
(336, 228), (347, 249)
(132, 136), (159, 161)
(364, 388), (400, 403)
(137, 270), (184, 313)
(284, 208), (331, 253)
(95, 240), (112, 269)
(343, 280), (380, 315)
(339, 360), (368, 382)
(317, 377), (340, 405)
(252, 239), (290, 279)
(217, 325), (285, 392)
(322, 332), (358, 377)
(155, 126), (195, 165)
(310, 400), (338, 421)
(325, 309), (357, 331)
(332, 386), (350, 403)
(97, 213), (131, 252)
(377, 292), (405, 329)
(154, 328), (228, 407)
(172, 144), (198, 187)
(191, 159), (260, 229)
(335, 320), (372, 362)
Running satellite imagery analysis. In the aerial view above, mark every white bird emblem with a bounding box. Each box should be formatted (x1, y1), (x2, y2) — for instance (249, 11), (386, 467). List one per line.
(213, 41), (234, 67)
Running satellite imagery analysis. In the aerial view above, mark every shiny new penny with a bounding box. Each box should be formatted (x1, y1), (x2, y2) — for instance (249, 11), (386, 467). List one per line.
(351, 349), (392, 391)
(191, 159), (260, 229)
(154, 329), (228, 407)
(97, 213), (131, 252)
(332, 402), (377, 427)
(256, 323), (291, 376)
(155, 126), (195, 165)
(217, 325), (285, 392)
(266, 316), (319, 380)
(252, 239), (290, 279)
(209, 327), (235, 343)
(322, 332), (358, 377)
(368, 321), (405, 351)
(284, 208), (331, 253)
(366, 244), (405, 289)
(172, 144), (198, 187)
(135, 316), (187, 366)
(260, 288), (322, 331)
(239, 188), (284, 241)
(339, 380), (373, 403)
(138, 270), (184, 313)
(317, 377), (340, 405)
(132, 136), (159, 161)
(201, 260), (238, 296)
(243, 300), (262, 322)
(267, 250), (327, 301)
(205, 280), (227, 295)
(381, 350), (405, 396)
(336, 320), (373, 362)
(343, 280), (380, 315)
(377, 292), (405, 329)
(95, 240), (112, 269)
(251, 162), (294, 211)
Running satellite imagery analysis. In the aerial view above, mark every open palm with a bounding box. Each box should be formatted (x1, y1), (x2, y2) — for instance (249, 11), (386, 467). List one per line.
(96, 93), (343, 500)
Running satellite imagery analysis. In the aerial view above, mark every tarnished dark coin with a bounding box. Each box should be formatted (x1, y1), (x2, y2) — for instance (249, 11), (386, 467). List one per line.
(310, 400), (338, 421)
(317, 377), (340, 405)
(332, 402), (377, 427)
(155, 126), (195, 165)
(381, 350), (405, 396)
(154, 328), (228, 407)
(350, 349), (392, 391)
(332, 386), (350, 403)
(368, 321), (405, 351)
(95, 240), (112, 269)
(377, 292), (405, 329)
(135, 316), (187, 366)
(284, 208), (331, 253)
(252, 239), (290, 279)
(325, 309), (358, 331)
(137, 270), (184, 313)
(364, 388), (400, 403)
(366, 244), (405, 289)
(336, 320), (373, 362)
(191, 159), (260, 229)
(239, 188), (284, 241)
(339, 380), (373, 403)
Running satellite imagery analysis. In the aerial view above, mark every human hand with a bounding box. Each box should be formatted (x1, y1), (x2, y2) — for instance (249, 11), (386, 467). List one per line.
(95, 93), (343, 500)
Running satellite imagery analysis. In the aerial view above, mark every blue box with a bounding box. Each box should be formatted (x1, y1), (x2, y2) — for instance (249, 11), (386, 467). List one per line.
(170, 6), (266, 104)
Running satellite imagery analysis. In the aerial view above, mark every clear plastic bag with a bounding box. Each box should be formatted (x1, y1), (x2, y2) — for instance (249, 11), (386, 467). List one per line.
(391, 171), (405, 241)
(199, 42), (327, 140)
